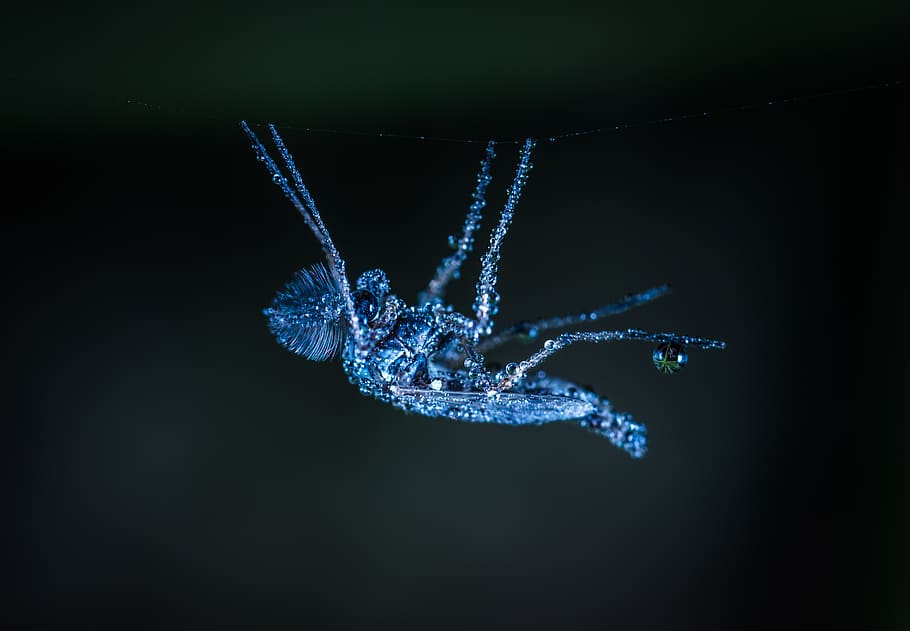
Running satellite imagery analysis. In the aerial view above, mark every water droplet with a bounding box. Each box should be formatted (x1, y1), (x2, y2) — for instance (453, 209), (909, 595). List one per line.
(544, 339), (556, 351)
(505, 362), (519, 376)
(652, 341), (688, 374)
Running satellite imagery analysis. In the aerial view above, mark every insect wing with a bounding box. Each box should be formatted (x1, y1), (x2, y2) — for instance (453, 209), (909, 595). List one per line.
(394, 389), (595, 425)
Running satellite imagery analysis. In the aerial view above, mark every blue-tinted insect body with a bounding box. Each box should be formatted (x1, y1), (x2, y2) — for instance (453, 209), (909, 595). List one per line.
(244, 121), (725, 457)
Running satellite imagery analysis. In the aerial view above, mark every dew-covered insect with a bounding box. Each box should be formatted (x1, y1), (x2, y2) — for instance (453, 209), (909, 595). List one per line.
(244, 122), (725, 457)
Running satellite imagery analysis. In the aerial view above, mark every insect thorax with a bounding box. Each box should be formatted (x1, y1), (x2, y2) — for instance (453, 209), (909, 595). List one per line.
(344, 300), (449, 395)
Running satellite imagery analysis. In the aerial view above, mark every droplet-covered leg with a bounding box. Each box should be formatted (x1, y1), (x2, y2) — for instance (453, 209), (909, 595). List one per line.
(472, 138), (536, 340)
(495, 329), (726, 392)
(420, 141), (496, 305)
(474, 284), (671, 353)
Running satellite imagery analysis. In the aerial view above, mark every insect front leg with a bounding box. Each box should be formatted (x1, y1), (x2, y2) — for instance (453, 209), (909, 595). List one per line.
(492, 329), (726, 392)
(472, 138), (536, 341)
(242, 122), (365, 350)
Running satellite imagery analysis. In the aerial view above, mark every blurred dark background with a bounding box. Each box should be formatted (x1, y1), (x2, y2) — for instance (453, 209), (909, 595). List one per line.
(3, 2), (907, 629)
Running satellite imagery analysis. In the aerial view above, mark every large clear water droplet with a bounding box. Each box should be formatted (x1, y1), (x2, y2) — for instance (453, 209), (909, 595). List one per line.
(652, 341), (688, 374)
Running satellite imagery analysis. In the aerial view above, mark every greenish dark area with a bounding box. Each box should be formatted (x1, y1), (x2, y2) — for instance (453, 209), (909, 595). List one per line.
(2, 2), (907, 134)
(3, 2), (907, 629)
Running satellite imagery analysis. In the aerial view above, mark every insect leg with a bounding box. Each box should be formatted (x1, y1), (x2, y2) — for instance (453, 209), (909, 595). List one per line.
(241, 121), (364, 350)
(493, 329), (726, 392)
(472, 138), (536, 340)
(474, 284), (671, 353)
(419, 141), (496, 305)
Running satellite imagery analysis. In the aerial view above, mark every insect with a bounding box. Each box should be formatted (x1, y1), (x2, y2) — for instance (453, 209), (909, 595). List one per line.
(243, 122), (726, 458)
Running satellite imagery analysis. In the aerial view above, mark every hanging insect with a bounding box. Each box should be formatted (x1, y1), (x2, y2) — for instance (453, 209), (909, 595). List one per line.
(244, 122), (725, 458)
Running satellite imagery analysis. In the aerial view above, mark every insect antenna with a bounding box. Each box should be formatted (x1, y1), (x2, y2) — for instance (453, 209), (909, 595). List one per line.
(241, 121), (365, 349)
(263, 263), (347, 361)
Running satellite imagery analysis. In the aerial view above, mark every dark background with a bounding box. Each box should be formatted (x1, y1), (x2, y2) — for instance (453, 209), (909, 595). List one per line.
(3, 2), (907, 629)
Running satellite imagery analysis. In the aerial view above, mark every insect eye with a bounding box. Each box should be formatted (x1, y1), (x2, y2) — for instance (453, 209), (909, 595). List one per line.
(652, 341), (688, 374)
(356, 269), (390, 299)
(353, 290), (379, 323)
